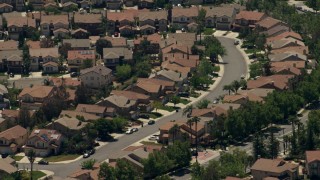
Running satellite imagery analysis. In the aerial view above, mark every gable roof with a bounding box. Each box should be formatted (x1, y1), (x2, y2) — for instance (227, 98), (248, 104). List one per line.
(103, 47), (132, 59)
(203, 6), (235, 18)
(270, 61), (305, 69)
(28, 129), (62, 142)
(247, 75), (295, 90)
(80, 65), (112, 77)
(269, 52), (307, 62)
(74, 13), (102, 24)
(0, 50), (23, 62)
(49, 77), (81, 87)
(271, 66), (301, 76)
(271, 46), (308, 55)
(107, 11), (135, 22)
(67, 50), (95, 60)
(6, 17), (36, 28)
(251, 158), (298, 173)
(29, 48), (59, 58)
(138, 10), (167, 21)
(26, 40), (41, 49)
(104, 36), (127, 47)
(0, 125), (27, 140)
(268, 38), (305, 49)
(104, 95), (137, 108)
(0, 157), (17, 174)
(60, 110), (100, 121)
(235, 11), (265, 21)
(223, 93), (263, 103)
(266, 31), (302, 43)
(172, 7), (198, 18)
(53, 116), (87, 130)
(151, 69), (187, 82)
(256, 17), (282, 29)
(0, 40), (18, 51)
(111, 90), (150, 101)
(41, 15), (69, 25)
(137, 78), (175, 87)
(75, 104), (107, 114)
(18, 85), (55, 99)
(43, 61), (59, 67)
(262, 24), (289, 37)
(238, 88), (274, 98)
(63, 39), (91, 48)
(306, 151), (320, 164)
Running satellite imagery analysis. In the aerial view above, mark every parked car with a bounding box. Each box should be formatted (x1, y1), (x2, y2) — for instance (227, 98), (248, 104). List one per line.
(234, 40), (239, 45)
(241, 74), (245, 79)
(9, 73), (14, 78)
(181, 28), (186, 32)
(213, 99), (218, 104)
(297, 113), (303, 117)
(132, 128), (138, 132)
(114, 32), (119, 37)
(88, 149), (95, 155)
(38, 160), (49, 165)
(148, 120), (155, 125)
(126, 129), (133, 134)
(139, 114), (150, 119)
(83, 153), (90, 158)
(70, 72), (78, 77)
(177, 92), (190, 97)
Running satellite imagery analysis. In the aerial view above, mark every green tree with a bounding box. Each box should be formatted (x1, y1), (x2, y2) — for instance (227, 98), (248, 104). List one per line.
(112, 117), (127, 133)
(196, 8), (206, 43)
(59, 43), (72, 58)
(116, 64), (132, 82)
(155, 175), (171, 180)
(81, 159), (96, 170)
(135, 61), (152, 78)
(170, 95), (181, 107)
(231, 80), (241, 93)
(81, 59), (94, 69)
(96, 38), (112, 56)
(267, 131), (280, 159)
(143, 151), (173, 178)
(27, 150), (36, 180)
(75, 84), (91, 104)
(94, 119), (114, 141)
(192, 116), (201, 162)
(191, 162), (204, 180)
(115, 159), (140, 180)
(253, 133), (267, 159)
(18, 107), (30, 128)
(196, 99), (210, 109)
(166, 141), (192, 168)
(22, 45), (31, 74)
(152, 101), (162, 112)
(223, 84), (233, 95)
(98, 162), (116, 180)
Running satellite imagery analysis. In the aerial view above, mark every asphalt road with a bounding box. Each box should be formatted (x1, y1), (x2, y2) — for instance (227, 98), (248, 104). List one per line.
(18, 37), (248, 178)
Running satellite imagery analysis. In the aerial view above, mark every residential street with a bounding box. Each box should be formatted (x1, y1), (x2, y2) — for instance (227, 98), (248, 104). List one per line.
(18, 37), (248, 178)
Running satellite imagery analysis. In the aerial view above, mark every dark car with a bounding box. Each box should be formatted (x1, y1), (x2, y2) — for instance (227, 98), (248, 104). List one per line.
(177, 92), (189, 97)
(114, 32), (119, 37)
(70, 72), (78, 77)
(139, 114), (150, 119)
(9, 73), (14, 78)
(234, 40), (239, 45)
(38, 160), (49, 165)
(88, 149), (95, 155)
(148, 120), (155, 125)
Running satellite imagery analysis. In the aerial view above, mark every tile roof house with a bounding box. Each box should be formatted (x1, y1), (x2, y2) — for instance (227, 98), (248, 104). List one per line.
(1, 109), (36, 128)
(271, 66), (301, 76)
(97, 95), (138, 118)
(43, 61), (59, 74)
(160, 33), (197, 48)
(150, 69), (188, 86)
(237, 88), (274, 99)
(59, 110), (100, 122)
(267, 38), (305, 50)
(271, 46), (309, 56)
(29, 47), (59, 71)
(262, 24), (290, 37)
(0, 125), (28, 155)
(172, 7), (199, 28)
(48, 116), (88, 136)
(269, 52), (307, 62)
(271, 61), (305, 70)
(0, 50), (23, 73)
(6, 16), (36, 40)
(18, 85), (57, 110)
(71, 28), (89, 39)
(255, 17), (284, 31)
(251, 158), (299, 180)
(80, 65), (112, 89)
(23, 129), (64, 157)
(67, 50), (96, 72)
(247, 75), (295, 91)
(223, 93), (263, 104)
(234, 11), (267, 29)
(75, 104), (115, 118)
(306, 151), (320, 178)
(111, 90), (152, 112)
(0, 40), (18, 51)
(106, 11), (135, 35)
(138, 10), (168, 32)
(40, 15), (69, 37)
(73, 13), (104, 35)
(49, 77), (81, 88)
(266, 31), (302, 43)
(63, 39), (91, 50)
(0, 156), (18, 176)
(26, 40), (41, 49)
(203, 6), (236, 30)
(103, 47), (133, 68)
(104, 36), (128, 47)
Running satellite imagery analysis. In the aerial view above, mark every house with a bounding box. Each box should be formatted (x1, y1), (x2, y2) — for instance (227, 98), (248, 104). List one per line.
(159, 121), (205, 144)
(106, 11), (135, 35)
(40, 15), (69, 37)
(267, 38), (305, 50)
(29, 0), (56, 9)
(97, 95), (138, 118)
(160, 33), (197, 48)
(237, 88), (274, 100)
(1, 109), (36, 128)
(255, 17), (285, 32)
(251, 158), (299, 180)
(18, 85), (57, 110)
(172, 7), (199, 28)
(106, 0), (122, 9)
(306, 151), (320, 179)
(6, 16), (36, 40)
(29, 48), (59, 71)
(26, 40), (41, 49)
(63, 39), (91, 50)
(48, 116), (87, 136)
(0, 50), (23, 73)
(59, 110), (100, 122)
(223, 93), (263, 104)
(0, 118), (6, 132)
(162, 53), (199, 71)
(0, 3), (13, 13)
(271, 66), (301, 76)
(80, 65), (112, 89)
(266, 31), (303, 44)
(190, 103), (241, 118)
(23, 129), (63, 157)
(43, 61), (59, 74)
(269, 52), (307, 62)
(74, 13), (104, 35)
(262, 24), (290, 37)
(61, 1), (77, 10)
(75, 104), (115, 117)
(0, 125), (28, 155)
(68, 163), (100, 180)
(49, 77), (81, 88)
(138, 10), (168, 32)
(111, 90), (152, 112)
(53, 27), (69, 38)
(67, 50), (96, 72)
(203, 6), (236, 30)
(0, 157), (17, 177)
(271, 61), (305, 70)
(150, 69), (188, 86)
(234, 11), (267, 30)
(104, 36), (128, 47)
(103, 47), (133, 68)
(138, 0), (154, 9)
(0, 40), (18, 51)
(247, 75), (295, 91)
(271, 46), (309, 56)
(71, 28), (89, 39)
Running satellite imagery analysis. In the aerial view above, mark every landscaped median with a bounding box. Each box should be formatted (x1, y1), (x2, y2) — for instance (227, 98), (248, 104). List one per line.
(42, 154), (80, 163)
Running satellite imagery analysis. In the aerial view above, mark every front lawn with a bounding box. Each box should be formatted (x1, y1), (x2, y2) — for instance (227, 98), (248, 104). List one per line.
(148, 112), (163, 119)
(244, 49), (257, 54)
(159, 105), (179, 112)
(20, 170), (46, 179)
(180, 99), (191, 105)
(203, 28), (215, 35)
(12, 155), (24, 161)
(43, 154), (79, 162)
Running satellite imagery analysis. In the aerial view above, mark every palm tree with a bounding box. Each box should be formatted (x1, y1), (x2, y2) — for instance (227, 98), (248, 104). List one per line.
(183, 105), (193, 117)
(169, 124), (180, 144)
(27, 150), (36, 180)
(231, 80), (241, 94)
(223, 84), (233, 95)
(187, 118), (194, 143)
(192, 116), (201, 162)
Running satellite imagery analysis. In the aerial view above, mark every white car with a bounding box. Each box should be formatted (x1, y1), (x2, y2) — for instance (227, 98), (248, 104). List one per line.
(126, 129), (133, 134)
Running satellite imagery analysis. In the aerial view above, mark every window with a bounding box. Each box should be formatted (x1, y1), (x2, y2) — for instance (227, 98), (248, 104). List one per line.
(0, 140), (5, 145)
(222, 18), (228, 22)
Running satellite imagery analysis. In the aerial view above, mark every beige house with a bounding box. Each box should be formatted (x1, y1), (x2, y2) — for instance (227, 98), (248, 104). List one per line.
(40, 15), (69, 37)
(75, 104), (115, 118)
(43, 61), (59, 74)
(80, 65), (112, 89)
(18, 86), (57, 110)
(0, 125), (28, 155)
(23, 129), (63, 157)
(306, 151), (320, 179)
(48, 116), (87, 136)
(29, 48), (59, 71)
(67, 50), (96, 72)
(138, 10), (168, 32)
(172, 7), (198, 28)
(251, 158), (299, 180)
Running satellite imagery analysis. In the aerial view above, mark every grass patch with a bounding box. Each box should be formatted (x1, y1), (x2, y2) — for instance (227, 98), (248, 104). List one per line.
(159, 105), (179, 112)
(20, 170), (46, 179)
(203, 28), (215, 35)
(244, 49), (257, 54)
(12, 155), (24, 161)
(43, 154), (79, 162)
(180, 98), (191, 105)
(140, 141), (162, 146)
(148, 112), (163, 119)
(212, 66), (220, 72)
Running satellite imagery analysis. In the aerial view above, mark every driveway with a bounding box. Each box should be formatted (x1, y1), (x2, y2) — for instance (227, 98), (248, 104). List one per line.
(18, 37), (248, 178)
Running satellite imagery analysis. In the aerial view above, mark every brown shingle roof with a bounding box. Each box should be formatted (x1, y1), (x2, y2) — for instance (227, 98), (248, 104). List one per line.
(67, 50), (95, 60)
(49, 77), (81, 87)
(104, 36), (127, 47)
(236, 11), (266, 21)
(74, 13), (102, 24)
(0, 125), (27, 140)
(107, 11), (135, 22)
(271, 46), (308, 55)
(247, 75), (295, 90)
(54, 116), (87, 130)
(80, 65), (112, 77)
(41, 15), (69, 25)
(138, 10), (167, 21)
(266, 31), (302, 43)
(137, 78), (175, 87)
(29, 48), (59, 58)
(60, 110), (100, 121)
(111, 90), (150, 101)
(26, 40), (41, 49)
(172, 7), (198, 18)
(18, 85), (54, 99)
(271, 66), (301, 76)
(29, 129), (62, 141)
(1, 109), (19, 118)
(43, 61), (58, 67)
(7, 17), (36, 28)
(75, 104), (107, 114)
(0, 40), (18, 51)
(271, 61), (305, 69)
(306, 151), (320, 164)
(256, 17), (281, 29)
(251, 158), (298, 173)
